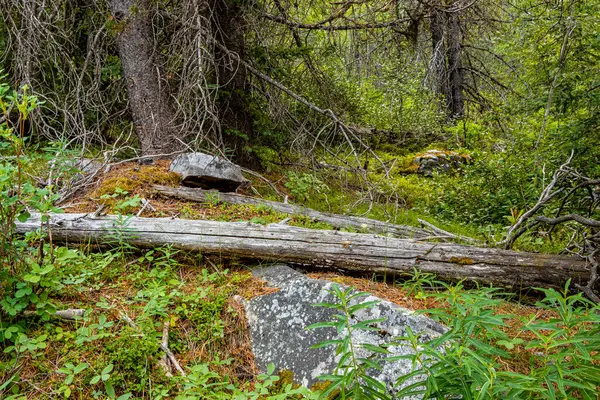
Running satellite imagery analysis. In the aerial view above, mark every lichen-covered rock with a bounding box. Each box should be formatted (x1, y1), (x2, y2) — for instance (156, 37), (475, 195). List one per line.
(412, 150), (470, 176)
(243, 265), (446, 397)
(169, 152), (249, 192)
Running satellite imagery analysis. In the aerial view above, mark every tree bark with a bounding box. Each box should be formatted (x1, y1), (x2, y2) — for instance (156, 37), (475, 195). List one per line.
(109, 0), (185, 156)
(446, 11), (464, 119)
(429, 3), (464, 120)
(430, 8), (449, 112)
(152, 185), (430, 239)
(16, 213), (592, 291)
(210, 0), (256, 168)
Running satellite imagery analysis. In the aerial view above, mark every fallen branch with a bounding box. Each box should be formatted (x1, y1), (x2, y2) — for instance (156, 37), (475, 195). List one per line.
(417, 219), (481, 245)
(535, 214), (600, 228)
(136, 198), (155, 217)
(22, 308), (85, 320)
(574, 251), (600, 303)
(152, 185), (428, 239)
(157, 321), (173, 377)
(499, 152), (574, 249)
(16, 213), (592, 292)
(159, 343), (186, 377)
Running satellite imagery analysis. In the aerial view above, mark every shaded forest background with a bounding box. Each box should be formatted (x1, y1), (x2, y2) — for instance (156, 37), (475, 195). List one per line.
(1, 0), (599, 229)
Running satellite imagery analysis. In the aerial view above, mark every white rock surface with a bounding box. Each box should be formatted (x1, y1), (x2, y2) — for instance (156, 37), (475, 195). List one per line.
(243, 265), (446, 397)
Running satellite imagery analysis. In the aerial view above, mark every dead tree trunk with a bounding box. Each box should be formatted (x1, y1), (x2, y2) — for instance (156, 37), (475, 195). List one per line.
(109, 0), (185, 156)
(429, 3), (465, 120)
(446, 11), (464, 119)
(16, 213), (592, 292)
(210, 0), (256, 168)
(152, 185), (430, 239)
(430, 8), (449, 112)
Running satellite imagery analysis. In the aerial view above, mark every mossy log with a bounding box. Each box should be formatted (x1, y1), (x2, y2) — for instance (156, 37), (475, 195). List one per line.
(152, 185), (429, 239)
(16, 213), (591, 291)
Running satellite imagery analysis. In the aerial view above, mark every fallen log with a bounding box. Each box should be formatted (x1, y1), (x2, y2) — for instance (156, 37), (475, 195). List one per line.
(22, 308), (85, 320)
(16, 213), (591, 292)
(152, 185), (430, 239)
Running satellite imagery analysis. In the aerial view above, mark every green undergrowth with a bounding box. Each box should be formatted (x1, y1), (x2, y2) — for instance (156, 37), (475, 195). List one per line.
(256, 144), (576, 253)
(2, 79), (596, 399)
(0, 242), (316, 399)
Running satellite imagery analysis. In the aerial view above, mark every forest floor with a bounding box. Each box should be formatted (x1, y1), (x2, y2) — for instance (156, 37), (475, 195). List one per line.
(9, 251), (562, 399)
(5, 159), (591, 399)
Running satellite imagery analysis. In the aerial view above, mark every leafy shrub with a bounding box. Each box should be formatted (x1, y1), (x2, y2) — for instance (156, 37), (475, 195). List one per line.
(285, 172), (329, 202)
(396, 280), (600, 399)
(308, 284), (391, 400)
(422, 148), (546, 225)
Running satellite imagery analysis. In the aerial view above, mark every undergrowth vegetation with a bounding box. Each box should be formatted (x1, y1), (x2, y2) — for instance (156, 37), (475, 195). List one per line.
(1, 21), (600, 396)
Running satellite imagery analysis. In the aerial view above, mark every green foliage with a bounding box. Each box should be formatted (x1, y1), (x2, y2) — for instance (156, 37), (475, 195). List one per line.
(285, 172), (330, 203)
(308, 284), (391, 400)
(395, 280), (600, 399)
(422, 148), (544, 225)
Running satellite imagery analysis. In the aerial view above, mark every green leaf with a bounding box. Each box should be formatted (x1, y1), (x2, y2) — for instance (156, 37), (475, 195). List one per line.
(311, 339), (343, 349)
(105, 381), (115, 398)
(360, 343), (390, 354)
(102, 363), (114, 376)
(17, 211), (30, 222)
(23, 274), (40, 283)
(306, 321), (338, 330)
(74, 363), (89, 374)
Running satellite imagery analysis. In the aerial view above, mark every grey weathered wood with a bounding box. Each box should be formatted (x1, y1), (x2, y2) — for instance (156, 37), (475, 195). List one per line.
(152, 185), (429, 239)
(16, 213), (591, 291)
(22, 309), (85, 320)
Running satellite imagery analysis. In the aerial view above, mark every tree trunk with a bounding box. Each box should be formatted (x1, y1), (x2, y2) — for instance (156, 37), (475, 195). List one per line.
(16, 213), (592, 291)
(430, 8), (449, 112)
(109, 0), (185, 156)
(210, 0), (256, 168)
(429, 4), (465, 120)
(152, 185), (430, 239)
(446, 11), (464, 119)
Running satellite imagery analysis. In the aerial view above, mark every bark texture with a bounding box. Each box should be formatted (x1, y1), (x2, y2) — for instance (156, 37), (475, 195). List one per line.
(109, 0), (185, 156)
(430, 8), (449, 109)
(16, 213), (591, 291)
(429, 3), (465, 120)
(446, 11), (464, 119)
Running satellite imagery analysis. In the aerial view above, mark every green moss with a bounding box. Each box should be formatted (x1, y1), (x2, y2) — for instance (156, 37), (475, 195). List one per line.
(450, 257), (474, 265)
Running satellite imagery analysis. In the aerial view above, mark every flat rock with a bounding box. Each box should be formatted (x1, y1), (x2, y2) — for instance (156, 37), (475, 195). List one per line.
(243, 265), (446, 397)
(169, 152), (249, 192)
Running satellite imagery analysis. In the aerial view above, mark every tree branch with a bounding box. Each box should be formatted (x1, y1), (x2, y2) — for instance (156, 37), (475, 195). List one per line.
(261, 13), (410, 31)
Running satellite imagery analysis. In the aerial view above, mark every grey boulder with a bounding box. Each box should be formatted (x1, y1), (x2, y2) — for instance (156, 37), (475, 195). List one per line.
(243, 265), (446, 397)
(169, 152), (250, 192)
